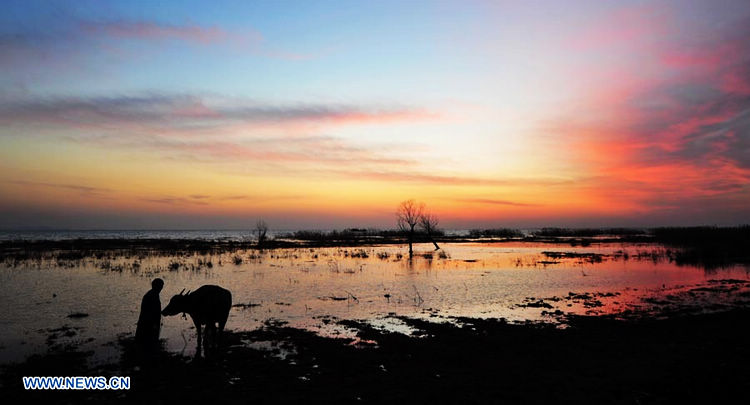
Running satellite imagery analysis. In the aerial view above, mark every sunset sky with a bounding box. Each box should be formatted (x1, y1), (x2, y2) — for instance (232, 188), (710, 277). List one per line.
(1, 0), (749, 229)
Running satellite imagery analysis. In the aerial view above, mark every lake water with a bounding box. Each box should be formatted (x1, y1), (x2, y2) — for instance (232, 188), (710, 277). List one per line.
(0, 229), (282, 241)
(1, 241), (748, 365)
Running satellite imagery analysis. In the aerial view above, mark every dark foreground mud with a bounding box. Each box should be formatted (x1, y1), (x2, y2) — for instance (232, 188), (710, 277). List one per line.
(3, 307), (750, 404)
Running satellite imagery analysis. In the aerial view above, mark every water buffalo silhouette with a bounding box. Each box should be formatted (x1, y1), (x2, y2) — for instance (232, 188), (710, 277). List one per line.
(162, 285), (232, 356)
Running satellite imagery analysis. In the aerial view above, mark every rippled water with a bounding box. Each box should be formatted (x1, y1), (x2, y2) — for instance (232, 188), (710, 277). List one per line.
(1, 242), (748, 364)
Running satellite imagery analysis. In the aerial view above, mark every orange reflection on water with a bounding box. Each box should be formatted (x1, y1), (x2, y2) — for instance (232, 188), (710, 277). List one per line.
(1, 242), (749, 364)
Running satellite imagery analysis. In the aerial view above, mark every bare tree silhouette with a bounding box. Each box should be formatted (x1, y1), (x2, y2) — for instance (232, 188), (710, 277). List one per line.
(420, 211), (440, 250)
(397, 199), (424, 258)
(255, 219), (268, 248)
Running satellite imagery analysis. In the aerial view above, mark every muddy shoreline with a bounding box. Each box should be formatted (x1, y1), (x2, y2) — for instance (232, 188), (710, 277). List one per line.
(3, 305), (750, 404)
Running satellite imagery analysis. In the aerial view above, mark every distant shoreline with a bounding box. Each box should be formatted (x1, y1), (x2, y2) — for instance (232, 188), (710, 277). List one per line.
(1, 226), (749, 269)
(1, 225), (747, 241)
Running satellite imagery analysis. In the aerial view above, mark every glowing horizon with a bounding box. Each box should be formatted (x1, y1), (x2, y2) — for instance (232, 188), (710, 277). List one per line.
(1, 0), (749, 230)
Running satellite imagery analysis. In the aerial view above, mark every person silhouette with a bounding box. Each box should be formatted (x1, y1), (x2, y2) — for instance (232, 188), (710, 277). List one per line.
(135, 278), (164, 350)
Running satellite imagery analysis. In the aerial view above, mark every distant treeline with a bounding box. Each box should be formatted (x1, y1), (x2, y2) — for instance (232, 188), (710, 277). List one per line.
(282, 227), (648, 241)
(531, 228), (646, 237)
(279, 228), (445, 242)
(279, 226), (750, 242)
(284, 228), (526, 241)
(467, 228), (524, 238)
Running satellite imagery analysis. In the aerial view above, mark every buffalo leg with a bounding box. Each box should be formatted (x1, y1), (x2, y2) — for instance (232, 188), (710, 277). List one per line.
(218, 317), (228, 347)
(205, 323), (216, 354)
(193, 320), (202, 356)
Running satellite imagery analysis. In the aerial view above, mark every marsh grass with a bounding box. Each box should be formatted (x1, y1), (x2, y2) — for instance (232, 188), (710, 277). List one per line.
(1, 226), (748, 272)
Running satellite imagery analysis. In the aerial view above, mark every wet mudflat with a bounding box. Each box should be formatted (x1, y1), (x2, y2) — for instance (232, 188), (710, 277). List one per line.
(3, 304), (750, 404)
(1, 237), (750, 403)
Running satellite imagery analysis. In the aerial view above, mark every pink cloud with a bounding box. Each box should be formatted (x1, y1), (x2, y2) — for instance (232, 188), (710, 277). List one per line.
(0, 93), (447, 183)
(76, 20), (320, 61)
(326, 169), (570, 188)
(171, 100), (224, 119)
(0, 94), (437, 131)
(552, 4), (750, 216)
(170, 140), (415, 167)
(721, 68), (750, 95)
(79, 20), (231, 44)
(566, 4), (668, 50)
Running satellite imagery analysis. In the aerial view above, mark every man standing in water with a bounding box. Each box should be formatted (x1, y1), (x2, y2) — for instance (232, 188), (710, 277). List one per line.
(136, 278), (164, 350)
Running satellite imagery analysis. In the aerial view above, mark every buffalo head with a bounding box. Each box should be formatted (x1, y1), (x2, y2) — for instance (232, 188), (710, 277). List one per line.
(161, 288), (191, 316)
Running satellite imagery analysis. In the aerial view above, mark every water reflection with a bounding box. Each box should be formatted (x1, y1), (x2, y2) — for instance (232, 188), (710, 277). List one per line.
(1, 242), (749, 364)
